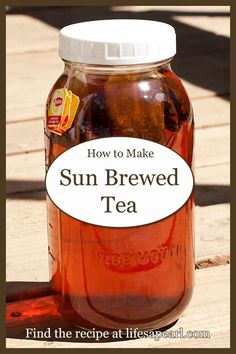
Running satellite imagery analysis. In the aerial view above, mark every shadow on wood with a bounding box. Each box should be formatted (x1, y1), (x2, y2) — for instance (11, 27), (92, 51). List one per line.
(6, 281), (178, 343)
(194, 184), (230, 206)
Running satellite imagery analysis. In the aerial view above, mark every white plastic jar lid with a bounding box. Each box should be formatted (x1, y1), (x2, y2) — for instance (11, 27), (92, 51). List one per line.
(59, 19), (176, 65)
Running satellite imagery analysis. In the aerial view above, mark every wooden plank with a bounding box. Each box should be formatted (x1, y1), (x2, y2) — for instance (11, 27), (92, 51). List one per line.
(6, 94), (229, 154)
(6, 15), (58, 54)
(5, 265), (230, 348)
(112, 6), (230, 14)
(181, 81), (227, 102)
(195, 162), (229, 185)
(6, 120), (44, 155)
(6, 196), (48, 282)
(6, 193), (229, 283)
(6, 51), (63, 123)
(173, 15), (230, 37)
(195, 125), (229, 168)
(193, 96), (229, 128)
(6, 151), (45, 194)
(195, 204), (229, 261)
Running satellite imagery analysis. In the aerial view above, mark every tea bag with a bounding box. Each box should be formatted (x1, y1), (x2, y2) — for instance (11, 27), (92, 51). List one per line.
(104, 73), (166, 143)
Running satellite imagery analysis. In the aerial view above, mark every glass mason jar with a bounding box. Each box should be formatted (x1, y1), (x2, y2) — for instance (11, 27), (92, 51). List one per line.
(44, 20), (194, 331)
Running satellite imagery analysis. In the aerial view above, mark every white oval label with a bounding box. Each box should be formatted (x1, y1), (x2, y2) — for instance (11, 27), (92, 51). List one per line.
(46, 137), (193, 228)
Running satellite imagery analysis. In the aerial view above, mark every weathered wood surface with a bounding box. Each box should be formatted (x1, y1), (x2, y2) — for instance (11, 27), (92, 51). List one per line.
(6, 15), (58, 55)
(6, 265), (230, 348)
(6, 7), (230, 349)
